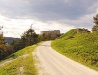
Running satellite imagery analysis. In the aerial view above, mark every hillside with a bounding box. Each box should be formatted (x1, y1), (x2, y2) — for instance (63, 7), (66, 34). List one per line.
(0, 44), (38, 75)
(5, 37), (20, 44)
(52, 29), (98, 71)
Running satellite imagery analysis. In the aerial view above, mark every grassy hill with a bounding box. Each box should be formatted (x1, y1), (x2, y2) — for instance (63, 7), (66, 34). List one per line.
(52, 29), (98, 71)
(0, 44), (38, 75)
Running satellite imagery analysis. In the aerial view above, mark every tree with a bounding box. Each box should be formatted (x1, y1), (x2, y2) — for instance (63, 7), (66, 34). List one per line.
(10, 40), (21, 52)
(0, 31), (14, 59)
(0, 26), (14, 60)
(10, 27), (39, 52)
(0, 34), (6, 45)
(20, 28), (39, 46)
(92, 14), (98, 32)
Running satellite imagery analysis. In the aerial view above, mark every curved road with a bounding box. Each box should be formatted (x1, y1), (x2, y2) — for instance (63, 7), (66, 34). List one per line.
(34, 41), (98, 75)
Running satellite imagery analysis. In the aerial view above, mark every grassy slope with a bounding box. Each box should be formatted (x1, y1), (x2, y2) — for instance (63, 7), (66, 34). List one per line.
(52, 29), (98, 71)
(0, 44), (38, 75)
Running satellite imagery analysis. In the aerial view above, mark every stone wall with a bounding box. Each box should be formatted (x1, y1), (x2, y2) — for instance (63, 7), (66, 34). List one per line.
(40, 30), (60, 35)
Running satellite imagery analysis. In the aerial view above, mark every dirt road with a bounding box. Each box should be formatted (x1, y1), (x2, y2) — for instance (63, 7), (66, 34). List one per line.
(34, 41), (98, 75)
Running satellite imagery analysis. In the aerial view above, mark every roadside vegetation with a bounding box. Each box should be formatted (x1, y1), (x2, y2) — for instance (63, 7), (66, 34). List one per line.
(52, 29), (98, 70)
(0, 25), (60, 60)
(0, 44), (38, 75)
(0, 23), (60, 74)
(52, 14), (98, 71)
(0, 26), (40, 60)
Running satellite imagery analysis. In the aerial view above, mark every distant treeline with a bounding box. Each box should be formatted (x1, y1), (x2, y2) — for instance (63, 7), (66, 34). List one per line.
(6, 37), (19, 44)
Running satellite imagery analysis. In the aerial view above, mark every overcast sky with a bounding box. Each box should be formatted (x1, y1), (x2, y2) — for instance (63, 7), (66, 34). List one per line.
(0, 0), (98, 38)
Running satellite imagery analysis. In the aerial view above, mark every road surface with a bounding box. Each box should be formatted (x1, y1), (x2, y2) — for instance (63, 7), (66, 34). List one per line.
(34, 41), (98, 75)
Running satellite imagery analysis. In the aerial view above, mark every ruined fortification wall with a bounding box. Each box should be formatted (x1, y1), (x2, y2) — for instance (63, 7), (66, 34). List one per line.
(40, 30), (60, 35)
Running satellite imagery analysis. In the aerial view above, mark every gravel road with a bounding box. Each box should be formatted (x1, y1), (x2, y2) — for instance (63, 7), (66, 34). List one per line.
(35, 41), (98, 75)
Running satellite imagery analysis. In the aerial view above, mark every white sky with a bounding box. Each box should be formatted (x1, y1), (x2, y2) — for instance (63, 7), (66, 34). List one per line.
(0, 15), (75, 38)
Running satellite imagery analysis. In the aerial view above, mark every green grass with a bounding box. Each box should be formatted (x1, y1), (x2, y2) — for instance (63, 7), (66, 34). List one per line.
(59, 29), (77, 39)
(52, 29), (98, 71)
(7, 45), (37, 59)
(0, 43), (39, 75)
